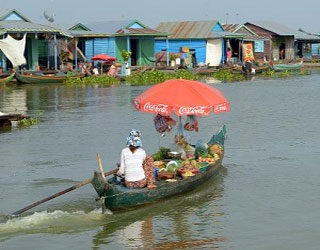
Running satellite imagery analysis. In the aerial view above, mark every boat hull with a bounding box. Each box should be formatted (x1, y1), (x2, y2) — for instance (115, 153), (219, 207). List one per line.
(0, 73), (15, 84)
(273, 63), (302, 71)
(15, 72), (82, 84)
(92, 125), (227, 211)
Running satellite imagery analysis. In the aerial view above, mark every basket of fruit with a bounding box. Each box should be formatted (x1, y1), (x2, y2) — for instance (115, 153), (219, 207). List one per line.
(157, 169), (175, 180)
(181, 171), (195, 179)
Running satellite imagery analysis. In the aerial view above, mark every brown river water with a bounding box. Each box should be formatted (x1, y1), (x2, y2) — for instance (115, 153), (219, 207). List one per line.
(0, 73), (320, 249)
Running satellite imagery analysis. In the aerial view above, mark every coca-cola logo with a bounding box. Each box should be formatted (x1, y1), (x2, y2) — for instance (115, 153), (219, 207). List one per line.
(144, 102), (169, 114)
(213, 103), (229, 113)
(178, 106), (208, 115)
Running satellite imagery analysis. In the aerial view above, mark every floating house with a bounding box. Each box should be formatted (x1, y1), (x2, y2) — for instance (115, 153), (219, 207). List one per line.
(223, 24), (269, 63)
(244, 21), (320, 61)
(155, 20), (244, 67)
(67, 20), (168, 67)
(0, 9), (70, 71)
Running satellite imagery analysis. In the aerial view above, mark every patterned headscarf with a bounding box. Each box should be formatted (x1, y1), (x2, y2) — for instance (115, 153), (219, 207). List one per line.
(126, 129), (142, 147)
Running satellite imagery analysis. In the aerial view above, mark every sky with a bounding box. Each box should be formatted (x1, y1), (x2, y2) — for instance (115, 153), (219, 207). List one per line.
(0, 0), (319, 33)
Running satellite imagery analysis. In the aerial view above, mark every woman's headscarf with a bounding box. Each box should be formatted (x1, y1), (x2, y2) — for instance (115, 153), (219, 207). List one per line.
(126, 129), (142, 147)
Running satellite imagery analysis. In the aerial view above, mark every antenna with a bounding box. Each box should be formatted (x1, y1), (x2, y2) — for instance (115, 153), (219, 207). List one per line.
(43, 11), (55, 23)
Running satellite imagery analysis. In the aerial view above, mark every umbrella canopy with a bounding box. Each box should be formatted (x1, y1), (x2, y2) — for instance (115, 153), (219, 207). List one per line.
(91, 54), (116, 62)
(134, 79), (230, 116)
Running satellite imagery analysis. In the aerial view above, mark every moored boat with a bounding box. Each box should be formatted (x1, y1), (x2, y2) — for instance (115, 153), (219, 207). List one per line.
(15, 71), (82, 84)
(0, 73), (15, 84)
(272, 61), (303, 71)
(91, 125), (226, 211)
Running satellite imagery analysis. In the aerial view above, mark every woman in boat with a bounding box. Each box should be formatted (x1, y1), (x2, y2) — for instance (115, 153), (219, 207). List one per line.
(117, 129), (156, 189)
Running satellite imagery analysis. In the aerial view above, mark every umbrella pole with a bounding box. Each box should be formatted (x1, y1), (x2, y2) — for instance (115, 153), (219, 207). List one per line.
(178, 116), (183, 135)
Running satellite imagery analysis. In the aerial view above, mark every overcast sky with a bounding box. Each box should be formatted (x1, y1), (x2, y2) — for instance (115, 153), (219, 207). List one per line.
(1, 0), (319, 33)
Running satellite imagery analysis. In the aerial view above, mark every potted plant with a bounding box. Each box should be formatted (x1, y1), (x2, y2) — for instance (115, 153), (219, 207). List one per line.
(169, 54), (179, 67)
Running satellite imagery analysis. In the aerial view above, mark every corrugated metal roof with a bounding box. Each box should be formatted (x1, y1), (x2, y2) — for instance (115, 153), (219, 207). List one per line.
(294, 30), (320, 41)
(223, 23), (268, 40)
(223, 24), (240, 33)
(156, 20), (245, 39)
(0, 20), (70, 37)
(156, 20), (220, 39)
(247, 21), (295, 36)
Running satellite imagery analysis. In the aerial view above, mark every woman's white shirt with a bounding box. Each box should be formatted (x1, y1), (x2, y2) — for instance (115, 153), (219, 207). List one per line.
(117, 147), (146, 182)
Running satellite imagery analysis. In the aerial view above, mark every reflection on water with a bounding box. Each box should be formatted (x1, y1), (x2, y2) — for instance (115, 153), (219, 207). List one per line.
(0, 88), (27, 114)
(92, 167), (227, 249)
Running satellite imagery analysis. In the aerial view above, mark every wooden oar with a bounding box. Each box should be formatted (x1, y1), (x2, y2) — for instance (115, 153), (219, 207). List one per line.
(11, 167), (118, 216)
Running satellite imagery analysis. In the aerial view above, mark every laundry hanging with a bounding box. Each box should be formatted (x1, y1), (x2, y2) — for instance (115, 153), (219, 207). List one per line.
(0, 34), (27, 67)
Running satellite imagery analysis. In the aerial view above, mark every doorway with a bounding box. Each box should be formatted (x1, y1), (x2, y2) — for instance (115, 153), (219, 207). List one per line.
(130, 39), (139, 66)
(279, 43), (285, 60)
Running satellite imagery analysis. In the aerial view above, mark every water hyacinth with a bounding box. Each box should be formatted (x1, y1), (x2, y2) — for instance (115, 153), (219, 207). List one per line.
(125, 69), (201, 86)
(65, 75), (120, 87)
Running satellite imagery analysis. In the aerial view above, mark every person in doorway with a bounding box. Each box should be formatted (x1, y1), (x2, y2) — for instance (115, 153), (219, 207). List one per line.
(227, 47), (232, 65)
(117, 129), (156, 189)
(280, 48), (285, 60)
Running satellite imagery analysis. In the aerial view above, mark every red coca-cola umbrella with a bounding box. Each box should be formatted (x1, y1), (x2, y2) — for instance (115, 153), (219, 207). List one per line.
(91, 54), (116, 62)
(134, 79), (230, 116)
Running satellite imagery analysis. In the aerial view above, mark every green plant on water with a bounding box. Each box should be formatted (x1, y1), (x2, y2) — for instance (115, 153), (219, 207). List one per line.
(299, 69), (311, 75)
(18, 117), (40, 128)
(261, 70), (275, 76)
(212, 70), (245, 82)
(125, 69), (202, 86)
(65, 75), (120, 86)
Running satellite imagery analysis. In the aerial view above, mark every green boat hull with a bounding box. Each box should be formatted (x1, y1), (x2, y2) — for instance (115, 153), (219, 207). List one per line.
(15, 72), (82, 84)
(0, 73), (15, 84)
(91, 125), (227, 211)
(273, 63), (302, 71)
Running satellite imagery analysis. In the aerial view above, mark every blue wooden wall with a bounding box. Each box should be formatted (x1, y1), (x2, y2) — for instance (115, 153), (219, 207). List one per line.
(312, 44), (320, 56)
(155, 39), (207, 64)
(85, 37), (116, 61)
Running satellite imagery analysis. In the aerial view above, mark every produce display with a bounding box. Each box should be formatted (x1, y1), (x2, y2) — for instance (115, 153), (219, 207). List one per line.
(153, 143), (224, 181)
(152, 147), (170, 161)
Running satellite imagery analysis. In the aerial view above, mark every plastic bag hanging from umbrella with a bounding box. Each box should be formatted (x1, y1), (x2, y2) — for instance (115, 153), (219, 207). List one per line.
(91, 54), (116, 74)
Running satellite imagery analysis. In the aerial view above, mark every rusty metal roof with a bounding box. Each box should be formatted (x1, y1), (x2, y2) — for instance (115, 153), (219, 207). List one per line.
(157, 20), (221, 39)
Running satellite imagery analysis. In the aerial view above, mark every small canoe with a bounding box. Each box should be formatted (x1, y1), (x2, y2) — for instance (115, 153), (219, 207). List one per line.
(273, 62), (303, 71)
(0, 73), (15, 84)
(15, 71), (82, 84)
(91, 125), (227, 211)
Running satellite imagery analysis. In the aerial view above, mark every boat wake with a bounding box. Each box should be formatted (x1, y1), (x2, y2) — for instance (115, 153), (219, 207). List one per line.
(0, 209), (112, 239)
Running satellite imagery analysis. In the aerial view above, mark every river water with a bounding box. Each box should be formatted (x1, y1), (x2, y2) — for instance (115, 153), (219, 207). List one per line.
(0, 73), (320, 249)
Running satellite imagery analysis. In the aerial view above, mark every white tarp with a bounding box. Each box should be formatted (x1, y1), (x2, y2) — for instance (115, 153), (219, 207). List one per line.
(206, 39), (222, 66)
(0, 34), (27, 67)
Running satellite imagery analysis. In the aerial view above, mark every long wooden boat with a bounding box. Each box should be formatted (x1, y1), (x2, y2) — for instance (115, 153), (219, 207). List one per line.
(15, 71), (82, 84)
(273, 61), (303, 71)
(0, 73), (15, 84)
(91, 125), (227, 211)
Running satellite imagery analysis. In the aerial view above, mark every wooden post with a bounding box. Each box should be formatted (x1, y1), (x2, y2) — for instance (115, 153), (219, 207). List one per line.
(138, 38), (141, 66)
(54, 34), (58, 71)
(166, 37), (169, 68)
(97, 153), (106, 180)
(75, 38), (78, 70)
(127, 36), (131, 67)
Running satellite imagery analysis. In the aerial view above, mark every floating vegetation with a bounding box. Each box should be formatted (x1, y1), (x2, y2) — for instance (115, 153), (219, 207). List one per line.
(125, 69), (201, 86)
(261, 69), (311, 78)
(212, 70), (246, 82)
(18, 117), (40, 128)
(65, 75), (120, 87)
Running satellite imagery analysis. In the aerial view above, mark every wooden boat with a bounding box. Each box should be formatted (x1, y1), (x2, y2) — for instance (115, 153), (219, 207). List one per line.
(15, 71), (82, 84)
(273, 61), (303, 71)
(0, 73), (15, 84)
(91, 125), (227, 211)
(0, 113), (29, 127)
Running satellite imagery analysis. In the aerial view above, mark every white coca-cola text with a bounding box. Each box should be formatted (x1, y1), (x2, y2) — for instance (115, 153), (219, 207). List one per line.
(178, 106), (207, 115)
(144, 103), (169, 113)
